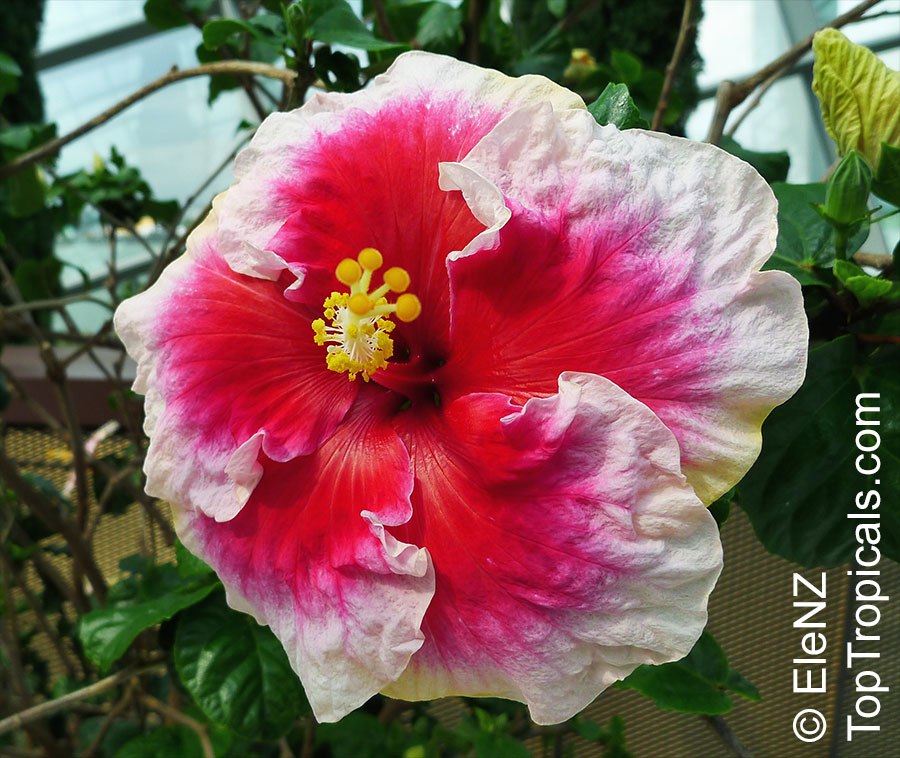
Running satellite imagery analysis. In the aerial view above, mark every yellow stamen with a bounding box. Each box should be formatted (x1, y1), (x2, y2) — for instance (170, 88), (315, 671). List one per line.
(335, 258), (362, 286)
(395, 293), (422, 322)
(358, 248), (383, 270)
(311, 250), (422, 381)
(383, 267), (410, 293)
(348, 293), (373, 315)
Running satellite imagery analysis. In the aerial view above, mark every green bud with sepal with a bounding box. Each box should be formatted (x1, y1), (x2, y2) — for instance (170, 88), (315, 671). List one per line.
(812, 29), (900, 206)
(823, 150), (873, 226)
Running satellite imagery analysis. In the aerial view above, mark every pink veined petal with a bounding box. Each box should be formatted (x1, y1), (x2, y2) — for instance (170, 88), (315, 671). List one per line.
(386, 372), (722, 724)
(114, 205), (357, 522)
(215, 52), (584, 358)
(440, 104), (808, 503)
(175, 389), (434, 722)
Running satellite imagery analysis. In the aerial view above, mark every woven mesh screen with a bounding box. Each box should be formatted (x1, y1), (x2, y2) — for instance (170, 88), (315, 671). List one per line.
(4, 428), (897, 756)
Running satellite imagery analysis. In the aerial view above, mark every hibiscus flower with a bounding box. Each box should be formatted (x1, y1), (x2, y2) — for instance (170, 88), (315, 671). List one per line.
(115, 52), (807, 724)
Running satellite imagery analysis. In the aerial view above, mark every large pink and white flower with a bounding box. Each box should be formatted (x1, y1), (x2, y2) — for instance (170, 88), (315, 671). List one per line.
(115, 52), (807, 724)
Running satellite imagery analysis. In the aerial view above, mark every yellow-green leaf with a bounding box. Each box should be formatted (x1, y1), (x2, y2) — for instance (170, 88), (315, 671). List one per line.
(811, 29), (900, 168)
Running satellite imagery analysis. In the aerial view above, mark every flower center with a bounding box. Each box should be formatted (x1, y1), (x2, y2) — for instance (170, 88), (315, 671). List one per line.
(311, 248), (422, 382)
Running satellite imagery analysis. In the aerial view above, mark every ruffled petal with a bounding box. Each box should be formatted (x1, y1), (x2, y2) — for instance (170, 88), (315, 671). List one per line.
(442, 104), (808, 503)
(176, 390), (434, 722)
(216, 52), (584, 356)
(386, 373), (722, 724)
(114, 202), (357, 522)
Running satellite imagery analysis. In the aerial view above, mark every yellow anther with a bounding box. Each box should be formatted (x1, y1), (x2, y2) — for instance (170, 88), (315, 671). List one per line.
(348, 293), (373, 315)
(358, 247), (383, 270)
(314, 248), (422, 380)
(382, 266), (411, 293)
(335, 258), (362, 285)
(395, 293), (422, 322)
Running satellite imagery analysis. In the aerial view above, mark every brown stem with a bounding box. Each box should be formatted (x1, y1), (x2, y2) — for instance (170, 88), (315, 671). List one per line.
(82, 681), (138, 757)
(139, 694), (215, 758)
(0, 662), (164, 737)
(300, 713), (316, 758)
(0, 552), (81, 678)
(9, 524), (85, 614)
(0, 365), (63, 431)
(706, 0), (880, 144)
(725, 71), (780, 137)
(854, 251), (893, 270)
(651, 0), (697, 131)
(1, 294), (110, 315)
(377, 697), (413, 724)
(703, 715), (753, 757)
(463, 0), (485, 64)
(0, 446), (107, 603)
(0, 61), (296, 180)
(0, 568), (60, 753)
(371, 0), (397, 42)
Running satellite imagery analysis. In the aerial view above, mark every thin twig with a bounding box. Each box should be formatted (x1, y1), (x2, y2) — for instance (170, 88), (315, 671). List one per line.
(703, 715), (753, 758)
(0, 569), (60, 753)
(0, 662), (165, 736)
(0, 446), (107, 603)
(706, 0), (880, 144)
(1, 293), (111, 315)
(82, 680), (138, 757)
(651, 0), (697, 131)
(371, 0), (397, 42)
(0, 365), (64, 431)
(725, 70), (781, 137)
(8, 523), (85, 614)
(300, 713), (316, 758)
(139, 694), (215, 758)
(854, 251), (893, 270)
(0, 61), (296, 180)
(463, 0), (485, 63)
(0, 551), (81, 678)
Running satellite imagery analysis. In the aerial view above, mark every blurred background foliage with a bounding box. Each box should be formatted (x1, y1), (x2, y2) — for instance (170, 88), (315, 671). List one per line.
(0, 1), (897, 756)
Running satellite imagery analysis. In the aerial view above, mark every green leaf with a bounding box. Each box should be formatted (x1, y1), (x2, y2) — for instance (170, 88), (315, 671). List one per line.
(620, 633), (756, 714)
(719, 136), (790, 184)
(0, 122), (56, 157)
(765, 183), (868, 285)
(306, 0), (406, 52)
(78, 563), (218, 671)
(851, 310), (900, 337)
(812, 29), (900, 169)
(175, 593), (308, 739)
(741, 337), (899, 565)
(3, 166), (45, 218)
(0, 52), (22, 105)
(175, 539), (214, 578)
(610, 50), (642, 84)
(202, 18), (257, 49)
(118, 724), (204, 758)
(416, 2), (463, 52)
(587, 83), (649, 130)
(834, 259), (897, 307)
(547, 0), (567, 19)
(144, 0), (216, 29)
(874, 141), (900, 207)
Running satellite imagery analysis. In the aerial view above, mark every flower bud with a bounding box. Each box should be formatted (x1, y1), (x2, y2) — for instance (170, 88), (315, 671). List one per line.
(824, 150), (872, 226)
